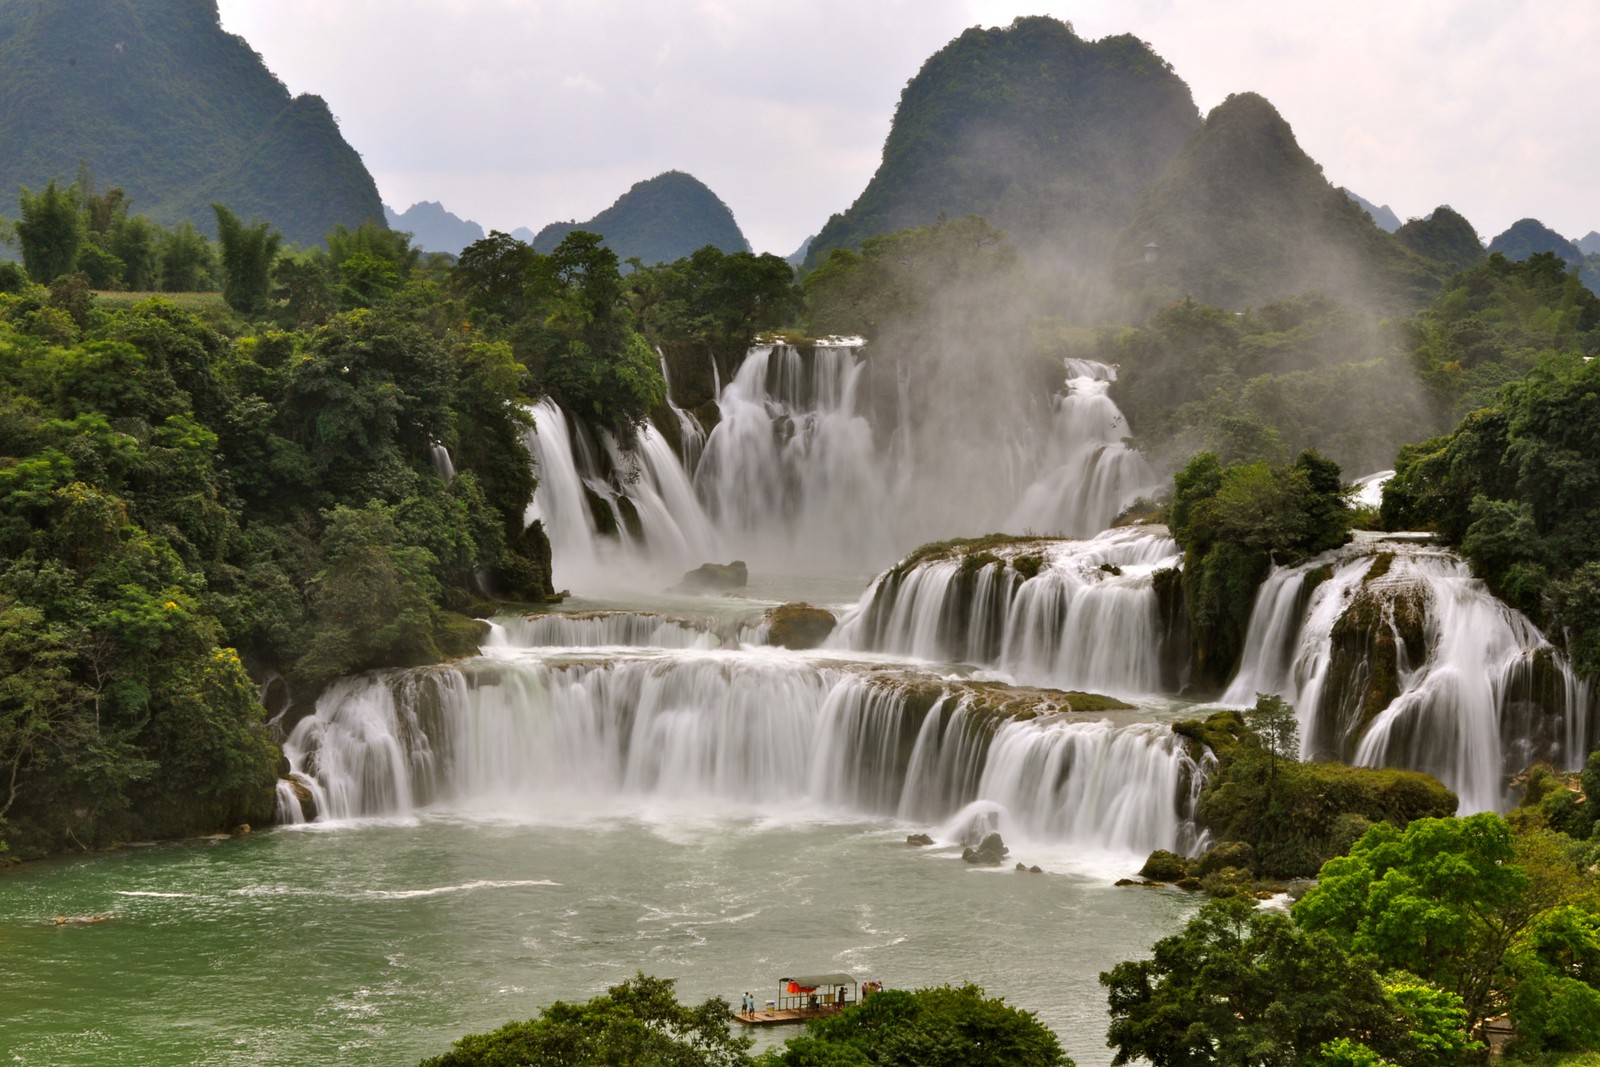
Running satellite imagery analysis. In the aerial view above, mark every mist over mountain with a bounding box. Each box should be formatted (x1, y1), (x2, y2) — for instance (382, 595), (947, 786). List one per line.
(1343, 189), (1402, 232)
(0, 0), (385, 246)
(1118, 92), (1445, 312)
(384, 201), (485, 256)
(806, 16), (1201, 266)
(1395, 205), (1486, 274)
(530, 171), (750, 265)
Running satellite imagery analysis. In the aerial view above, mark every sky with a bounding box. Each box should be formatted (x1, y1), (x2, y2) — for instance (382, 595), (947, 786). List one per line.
(214, 1), (1599, 257)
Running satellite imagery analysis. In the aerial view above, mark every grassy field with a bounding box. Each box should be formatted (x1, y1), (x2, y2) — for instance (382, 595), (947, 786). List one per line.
(92, 290), (233, 314)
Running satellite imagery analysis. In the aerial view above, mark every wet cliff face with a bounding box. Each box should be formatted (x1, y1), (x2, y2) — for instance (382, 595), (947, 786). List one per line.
(1313, 554), (1429, 761)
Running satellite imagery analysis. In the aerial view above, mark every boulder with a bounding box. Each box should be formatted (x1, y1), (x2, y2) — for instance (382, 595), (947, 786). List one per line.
(673, 560), (748, 593)
(962, 832), (1008, 866)
(765, 603), (837, 649)
(1196, 840), (1256, 877)
(905, 833), (935, 847)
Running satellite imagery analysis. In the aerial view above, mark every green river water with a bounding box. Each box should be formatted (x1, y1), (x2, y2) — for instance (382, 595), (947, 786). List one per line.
(2, 812), (1194, 1065)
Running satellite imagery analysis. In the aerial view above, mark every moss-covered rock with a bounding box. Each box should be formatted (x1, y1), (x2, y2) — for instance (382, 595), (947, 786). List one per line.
(765, 603), (837, 650)
(1138, 849), (1191, 882)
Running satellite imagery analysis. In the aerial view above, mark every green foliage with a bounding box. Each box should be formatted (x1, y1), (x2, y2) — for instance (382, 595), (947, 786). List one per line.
(1382, 345), (1600, 677)
(1185, 709), (1456, 879)
(531, 171), (750, 267)
(1106, 295), (1430, 475)
(766, 984), (1069, 1067)
(1393, 207), (1486, 275)
(16, 179), (83, 283)
(0, 0), (385, 246)
(1291, 813), (1585, 1034)
(212, 205), (282, 314)
(630, 244), (798, 412)
(1401, 252), (1600, 421)
(1101, 896), (1438, 1067)
(807, 16), (1199, 265)
(417, 973), (753, 1067)
(0, 275), (552, 856)
(1169, 451), (1352, 688)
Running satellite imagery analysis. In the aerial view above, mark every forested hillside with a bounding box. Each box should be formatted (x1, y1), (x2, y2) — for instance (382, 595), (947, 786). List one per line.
(806, 16), (1200, 266)
(531, 171), (750, 266)
(1118, 92), (1448, 313)
(0, 0), (385, 246)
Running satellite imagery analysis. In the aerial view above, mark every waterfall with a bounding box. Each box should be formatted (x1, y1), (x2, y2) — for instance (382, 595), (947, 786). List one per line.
(694, 342), (898, 570)
(520, 347), (1160, 588)
(1006, 361), (1162, 537)
(1225, 537), (1596, 812)
(279, 651), (1203, 852)
(487, 611), (726, 650)
(522, 398), (725, 590)
(429, 443), (456, 483)
(831, 526), (1183, 697)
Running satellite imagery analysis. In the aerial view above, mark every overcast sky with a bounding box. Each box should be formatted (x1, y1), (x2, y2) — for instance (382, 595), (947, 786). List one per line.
(215, 1), (1598, 256)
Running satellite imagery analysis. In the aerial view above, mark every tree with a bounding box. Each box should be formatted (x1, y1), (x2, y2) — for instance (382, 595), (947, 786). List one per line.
(16, 180), (84, 283)
(159, 222), (216, 292)
(1242, 693), (1299, 780)
(766, 983), (1069, 1067)
(1101, 896), (1471, 1067)
(523, 230), (665, 437)
(212, 204), (282, 314)
(418, 973), (753, 1067)
(454, 229), (537, 322)
(1292, 814), (1548, 1033)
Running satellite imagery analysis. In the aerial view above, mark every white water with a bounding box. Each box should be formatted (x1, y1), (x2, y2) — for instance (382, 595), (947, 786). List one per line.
(521, 348), (1158, 583)
(1225, 537), (1595, 812)
(279, 640), (1204, 858)
(832, 526), (1182, 698)
(1007, 362), (1163, 536)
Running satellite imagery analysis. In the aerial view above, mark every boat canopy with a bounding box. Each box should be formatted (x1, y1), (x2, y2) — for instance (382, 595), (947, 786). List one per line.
(782, 974), (856, 989)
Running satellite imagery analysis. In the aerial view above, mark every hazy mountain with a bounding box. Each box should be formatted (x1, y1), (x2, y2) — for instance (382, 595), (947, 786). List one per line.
(1118, 92), (1445, 312)
(1579, 231), (1600, 256)
(510, 226), (538, 244)
(806, 16), (1201, 266)
(385, 201), (485, 256)
(786, 235), (814, 268)
(0, 0), (385, 246)
(1488, 218), (1584, 267)
(1395, 206), (1486, 274)
(530, 171), (749, 265)
(1342, 189), (1402, 232)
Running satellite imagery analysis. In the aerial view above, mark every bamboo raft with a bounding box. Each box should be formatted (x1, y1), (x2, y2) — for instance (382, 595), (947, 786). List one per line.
(732, 973), (875, 1027)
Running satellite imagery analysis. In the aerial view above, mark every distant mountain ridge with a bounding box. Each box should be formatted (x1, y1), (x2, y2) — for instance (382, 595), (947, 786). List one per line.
(531, 171), (749, 265)
(1343, 190), (1402, 232)
(806, 16), (1201, 266)
(0, 0), (385, 245)
(385, 201), (485, 255)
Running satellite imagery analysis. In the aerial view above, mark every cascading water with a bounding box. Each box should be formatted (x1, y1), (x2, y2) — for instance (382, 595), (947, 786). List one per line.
(1225, 535), (1596, 812)
(517, 346), (1161, 585)
(1006, 360), (1162, 537)
(278, 645), (1206, 853)
(694, 342), (899, 570)
(831, 526), (1183, 697)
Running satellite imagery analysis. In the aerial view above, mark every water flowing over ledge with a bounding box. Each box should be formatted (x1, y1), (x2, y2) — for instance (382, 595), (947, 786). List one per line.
(521, 347), (1159, 586)
(276, 650), (1207, 857)
(1225, 535), (1597, 812)
(831, 526), (1185, 698)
